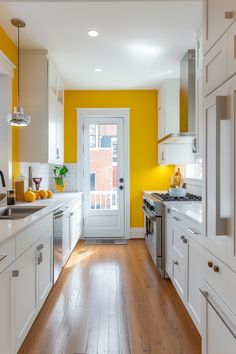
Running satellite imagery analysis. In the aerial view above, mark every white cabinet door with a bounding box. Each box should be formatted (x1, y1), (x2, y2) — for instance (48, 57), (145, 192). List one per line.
(56, 101), (64, 164)
(228, 20), (236, 81)
(203, 79), (232, 263)
(48, 90), (57, 163)
(158, 79), (180, 141)
(165, 207), (173, 278)
(158, 144), (195, 165)
(37, 232), (53, 309)
(201, 284), (236, 354)
(186, 237), (203, 333)
(0, 265), (15, 354)
(15, 245), (38, 351)
(172, 223), (187, 302)
(203, 0), (236, 54)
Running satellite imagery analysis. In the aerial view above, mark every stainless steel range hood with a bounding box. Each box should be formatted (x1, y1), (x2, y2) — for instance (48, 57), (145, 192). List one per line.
(159, 49), (196, 144)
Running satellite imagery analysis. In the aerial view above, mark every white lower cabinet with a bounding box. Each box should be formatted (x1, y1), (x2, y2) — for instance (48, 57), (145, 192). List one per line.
(0, 264), (15, 354)
(14, 244), (38, 351)
(170, 211), (203, 333)
(186, 237), (203, 333)
(37, 232), (53, 309)
(201, 281), (236, 354)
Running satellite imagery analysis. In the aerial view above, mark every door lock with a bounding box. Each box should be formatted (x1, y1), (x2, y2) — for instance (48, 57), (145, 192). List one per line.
(119, 177), (124, 183)
(119, 185), (124, 190)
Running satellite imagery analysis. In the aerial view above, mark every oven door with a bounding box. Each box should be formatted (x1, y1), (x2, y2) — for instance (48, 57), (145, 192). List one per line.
(142, 204), (163, 274)
(142, 205), (158, 266)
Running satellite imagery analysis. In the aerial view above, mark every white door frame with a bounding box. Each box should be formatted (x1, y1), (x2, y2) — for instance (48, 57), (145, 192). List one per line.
(77, 108), (130, 239)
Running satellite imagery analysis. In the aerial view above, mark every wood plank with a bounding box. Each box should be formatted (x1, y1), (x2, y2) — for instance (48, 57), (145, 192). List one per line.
(18, 240), (201, 354)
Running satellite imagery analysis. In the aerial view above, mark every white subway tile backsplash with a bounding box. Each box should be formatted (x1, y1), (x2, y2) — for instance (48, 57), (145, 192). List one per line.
(19, 162), (78, 192)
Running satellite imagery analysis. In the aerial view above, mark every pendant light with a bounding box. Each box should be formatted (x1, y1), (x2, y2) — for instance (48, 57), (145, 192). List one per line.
(7, 18), (30, 126)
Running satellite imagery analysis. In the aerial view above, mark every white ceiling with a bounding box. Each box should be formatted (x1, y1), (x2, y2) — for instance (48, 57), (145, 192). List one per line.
(0, 1), (202, 89)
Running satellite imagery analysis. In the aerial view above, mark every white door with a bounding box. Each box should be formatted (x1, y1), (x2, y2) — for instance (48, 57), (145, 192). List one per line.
(83, 117), (125, 238)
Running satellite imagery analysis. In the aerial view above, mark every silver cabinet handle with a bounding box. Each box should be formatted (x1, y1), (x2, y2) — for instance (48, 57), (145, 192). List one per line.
(187, 227), (200, 236)
(70, 212), (75, 216)
(174, 260), (179, 266)
(56, 147), (60, 159)
(215, 96), (228, 235)
(0, 254), (7, 262)
(173, 216), (181, 222)
(37, 244), (44, 251)
(37, 252), (43, 265)
(161, 151), (165, 161)
(200, 289), (236, 340)
(12, 270), (19, 277)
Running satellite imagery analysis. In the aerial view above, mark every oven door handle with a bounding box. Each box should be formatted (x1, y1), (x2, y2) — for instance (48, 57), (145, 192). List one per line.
(141, 205), (156, 221)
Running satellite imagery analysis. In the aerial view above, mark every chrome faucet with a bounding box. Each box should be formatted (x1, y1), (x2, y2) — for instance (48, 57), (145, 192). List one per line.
(0, 170), (7, 207)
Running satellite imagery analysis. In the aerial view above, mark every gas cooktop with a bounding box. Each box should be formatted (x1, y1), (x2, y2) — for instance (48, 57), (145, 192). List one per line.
(151, 192), (202, 202)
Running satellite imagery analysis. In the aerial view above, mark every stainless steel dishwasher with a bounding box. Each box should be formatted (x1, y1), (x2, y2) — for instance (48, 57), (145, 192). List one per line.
(53, 208), (64, 283)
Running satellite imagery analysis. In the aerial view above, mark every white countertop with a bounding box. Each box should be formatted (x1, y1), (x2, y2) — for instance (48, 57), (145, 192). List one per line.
(164, 201), (202, 225)
(0, 192), (82, 246)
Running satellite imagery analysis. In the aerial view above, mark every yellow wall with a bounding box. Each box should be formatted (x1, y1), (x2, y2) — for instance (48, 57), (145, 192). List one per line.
(0, 26), (19, 182)
(64, 90), (174, 227)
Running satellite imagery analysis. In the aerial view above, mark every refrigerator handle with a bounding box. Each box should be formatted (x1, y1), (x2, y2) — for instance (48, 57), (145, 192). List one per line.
(215, 96), (229, 235)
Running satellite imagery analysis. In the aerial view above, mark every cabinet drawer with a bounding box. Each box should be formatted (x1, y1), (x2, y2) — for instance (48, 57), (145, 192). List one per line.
(0, 238), (15, 273)
(172, 222), (186, 257)
(203, 248), (236, 317)
(172, 248), (185, 301)
(203, 33), (228, 96)
(16, 214), (53, 257)
(228, 20), (236, 78)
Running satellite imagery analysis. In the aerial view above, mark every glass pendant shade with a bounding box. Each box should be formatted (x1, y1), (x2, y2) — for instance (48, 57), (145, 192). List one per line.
(7, 106), (30, 126)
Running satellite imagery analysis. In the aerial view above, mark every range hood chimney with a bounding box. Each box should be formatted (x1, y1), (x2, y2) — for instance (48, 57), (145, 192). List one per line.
(159, 49), (196, 144)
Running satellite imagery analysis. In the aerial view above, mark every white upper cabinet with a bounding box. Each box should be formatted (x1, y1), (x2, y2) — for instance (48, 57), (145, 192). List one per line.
(19, 50), (64, 164)
(203, 0), (236, 55)
(158, 79), (180, 141)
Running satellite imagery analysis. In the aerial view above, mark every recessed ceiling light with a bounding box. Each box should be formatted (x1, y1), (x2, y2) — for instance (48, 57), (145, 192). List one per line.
(94, 68), (102, 72)
(88, 30), (98, 37)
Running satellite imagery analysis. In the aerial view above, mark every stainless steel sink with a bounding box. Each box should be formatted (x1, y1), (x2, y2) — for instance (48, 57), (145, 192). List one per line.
(0, 206), (45, 220)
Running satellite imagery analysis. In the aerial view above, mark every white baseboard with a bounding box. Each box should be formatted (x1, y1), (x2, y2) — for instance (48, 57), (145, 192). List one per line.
(130, 227), (145, 239)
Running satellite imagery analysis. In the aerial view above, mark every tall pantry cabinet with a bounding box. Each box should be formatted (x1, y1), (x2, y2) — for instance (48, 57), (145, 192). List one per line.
(202, 1), (236, 353)
(19, 50), (64, 164)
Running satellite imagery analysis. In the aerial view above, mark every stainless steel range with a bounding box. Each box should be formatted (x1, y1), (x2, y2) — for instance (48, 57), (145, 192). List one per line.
(142, 191), (202, 277)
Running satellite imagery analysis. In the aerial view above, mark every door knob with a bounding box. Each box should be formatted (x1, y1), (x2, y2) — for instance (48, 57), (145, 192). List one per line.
(119, 178), (124, 183)
(119, 186), (124, 190)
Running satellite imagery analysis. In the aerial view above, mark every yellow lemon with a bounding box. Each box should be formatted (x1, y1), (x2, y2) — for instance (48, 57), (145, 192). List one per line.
(24, 191), (36, 202)
(39, 190), (48, 199)
(35, 192), (41, 200)
(47, 190), (53, 198)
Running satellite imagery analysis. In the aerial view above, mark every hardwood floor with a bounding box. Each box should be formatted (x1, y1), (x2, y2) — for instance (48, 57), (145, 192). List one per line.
(18, 240), (201, 354)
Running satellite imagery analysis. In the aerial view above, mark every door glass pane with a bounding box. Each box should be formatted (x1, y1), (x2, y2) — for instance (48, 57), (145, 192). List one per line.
(89, 124), (118, 210)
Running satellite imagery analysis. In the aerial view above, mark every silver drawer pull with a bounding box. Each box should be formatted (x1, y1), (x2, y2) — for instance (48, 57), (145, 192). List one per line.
(174, 260), (179, 266)
(173, 216), (181, 222)
(37, 244), (44, 251)
(0, 254), (7, 262)
(12, 270), (19, 277)
(200, 289), (236, 340)
(187, 227), (200, 236)
(38, 252), (43, 265)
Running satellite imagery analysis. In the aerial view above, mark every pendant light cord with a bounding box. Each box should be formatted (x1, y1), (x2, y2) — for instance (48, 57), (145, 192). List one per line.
(17, 25), (20, 106)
